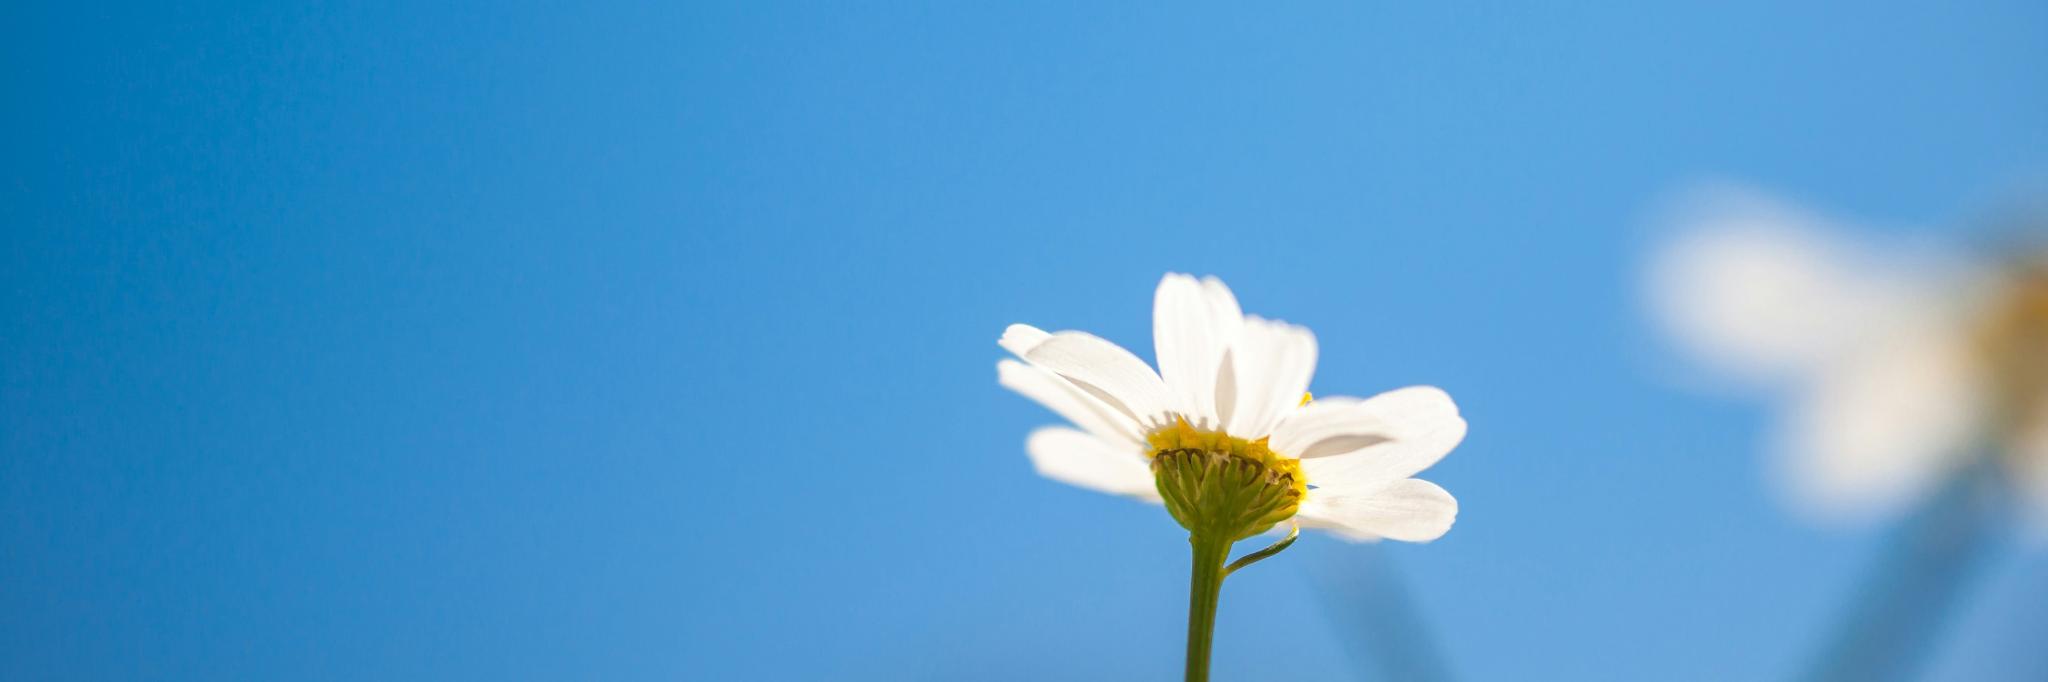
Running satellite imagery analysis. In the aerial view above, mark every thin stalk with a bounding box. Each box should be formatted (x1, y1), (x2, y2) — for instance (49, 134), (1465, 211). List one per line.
(1184, 534), (1233, 682)
(1227, 524), (1299, 576)
(1799, 461), (2005, 682)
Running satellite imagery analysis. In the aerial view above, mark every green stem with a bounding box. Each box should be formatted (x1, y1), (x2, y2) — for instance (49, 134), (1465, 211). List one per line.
(1184, 534), (1233, 682)
(1799, 462), (2003, 682)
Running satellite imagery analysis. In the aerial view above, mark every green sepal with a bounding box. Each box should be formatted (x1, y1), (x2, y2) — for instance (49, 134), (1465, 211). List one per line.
(1151, 448), (1304, 543)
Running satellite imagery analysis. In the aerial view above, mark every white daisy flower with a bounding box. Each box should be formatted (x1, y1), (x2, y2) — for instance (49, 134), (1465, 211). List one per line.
(997, 273), (1464, 543)
(1649, 186), (2048, 522)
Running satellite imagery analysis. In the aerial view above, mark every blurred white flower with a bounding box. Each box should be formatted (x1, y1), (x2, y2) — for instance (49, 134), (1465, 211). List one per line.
(1649, 185), (2048, 522)
(998, 273), (1465, 542)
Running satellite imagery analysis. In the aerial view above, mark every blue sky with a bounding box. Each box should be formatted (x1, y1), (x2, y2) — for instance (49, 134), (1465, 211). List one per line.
(6, 2), (2047, 680)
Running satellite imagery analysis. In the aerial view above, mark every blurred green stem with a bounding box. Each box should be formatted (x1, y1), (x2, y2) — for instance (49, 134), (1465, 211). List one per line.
(1801, 462), (2004, 682)
(1312, 544), (1458, 682)
(1184, 534), (1231, 682)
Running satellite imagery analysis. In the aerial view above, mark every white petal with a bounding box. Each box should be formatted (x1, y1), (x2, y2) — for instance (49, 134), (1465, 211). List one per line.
(1296, 479), (1457, 543)
(1649, 187), (1953, 384)
(1779, 314), (1984, 517)
(1154, 274), (1243, 429)
(997, 360), (1143, 448)
(1025, 427), (1160, 501)
(1022, 331), (1181, 430)
(1222, 316), (1317, 438)
(1266, 396), (1371, 456)
(1000, 323), (1054, 358)
(1281, 387), (1467, 492)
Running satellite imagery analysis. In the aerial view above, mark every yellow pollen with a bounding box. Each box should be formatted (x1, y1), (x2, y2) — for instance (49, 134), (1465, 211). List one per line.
(1299, 392), (1314, 406)
(1146, 419), (1308, 499)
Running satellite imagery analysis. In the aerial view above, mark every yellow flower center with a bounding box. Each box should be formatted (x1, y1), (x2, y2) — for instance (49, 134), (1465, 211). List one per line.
(1144, 419), (1300, 478)
(1978, 265), (2048, 438)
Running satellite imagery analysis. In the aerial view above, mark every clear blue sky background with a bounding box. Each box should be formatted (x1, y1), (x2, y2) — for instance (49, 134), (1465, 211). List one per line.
(7, 2), (2047, 680)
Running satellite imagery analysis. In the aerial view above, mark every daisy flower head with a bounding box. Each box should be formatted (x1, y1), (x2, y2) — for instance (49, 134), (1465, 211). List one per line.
(1649, 186), (2048, 522)
(997, 274), (1464, 543)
